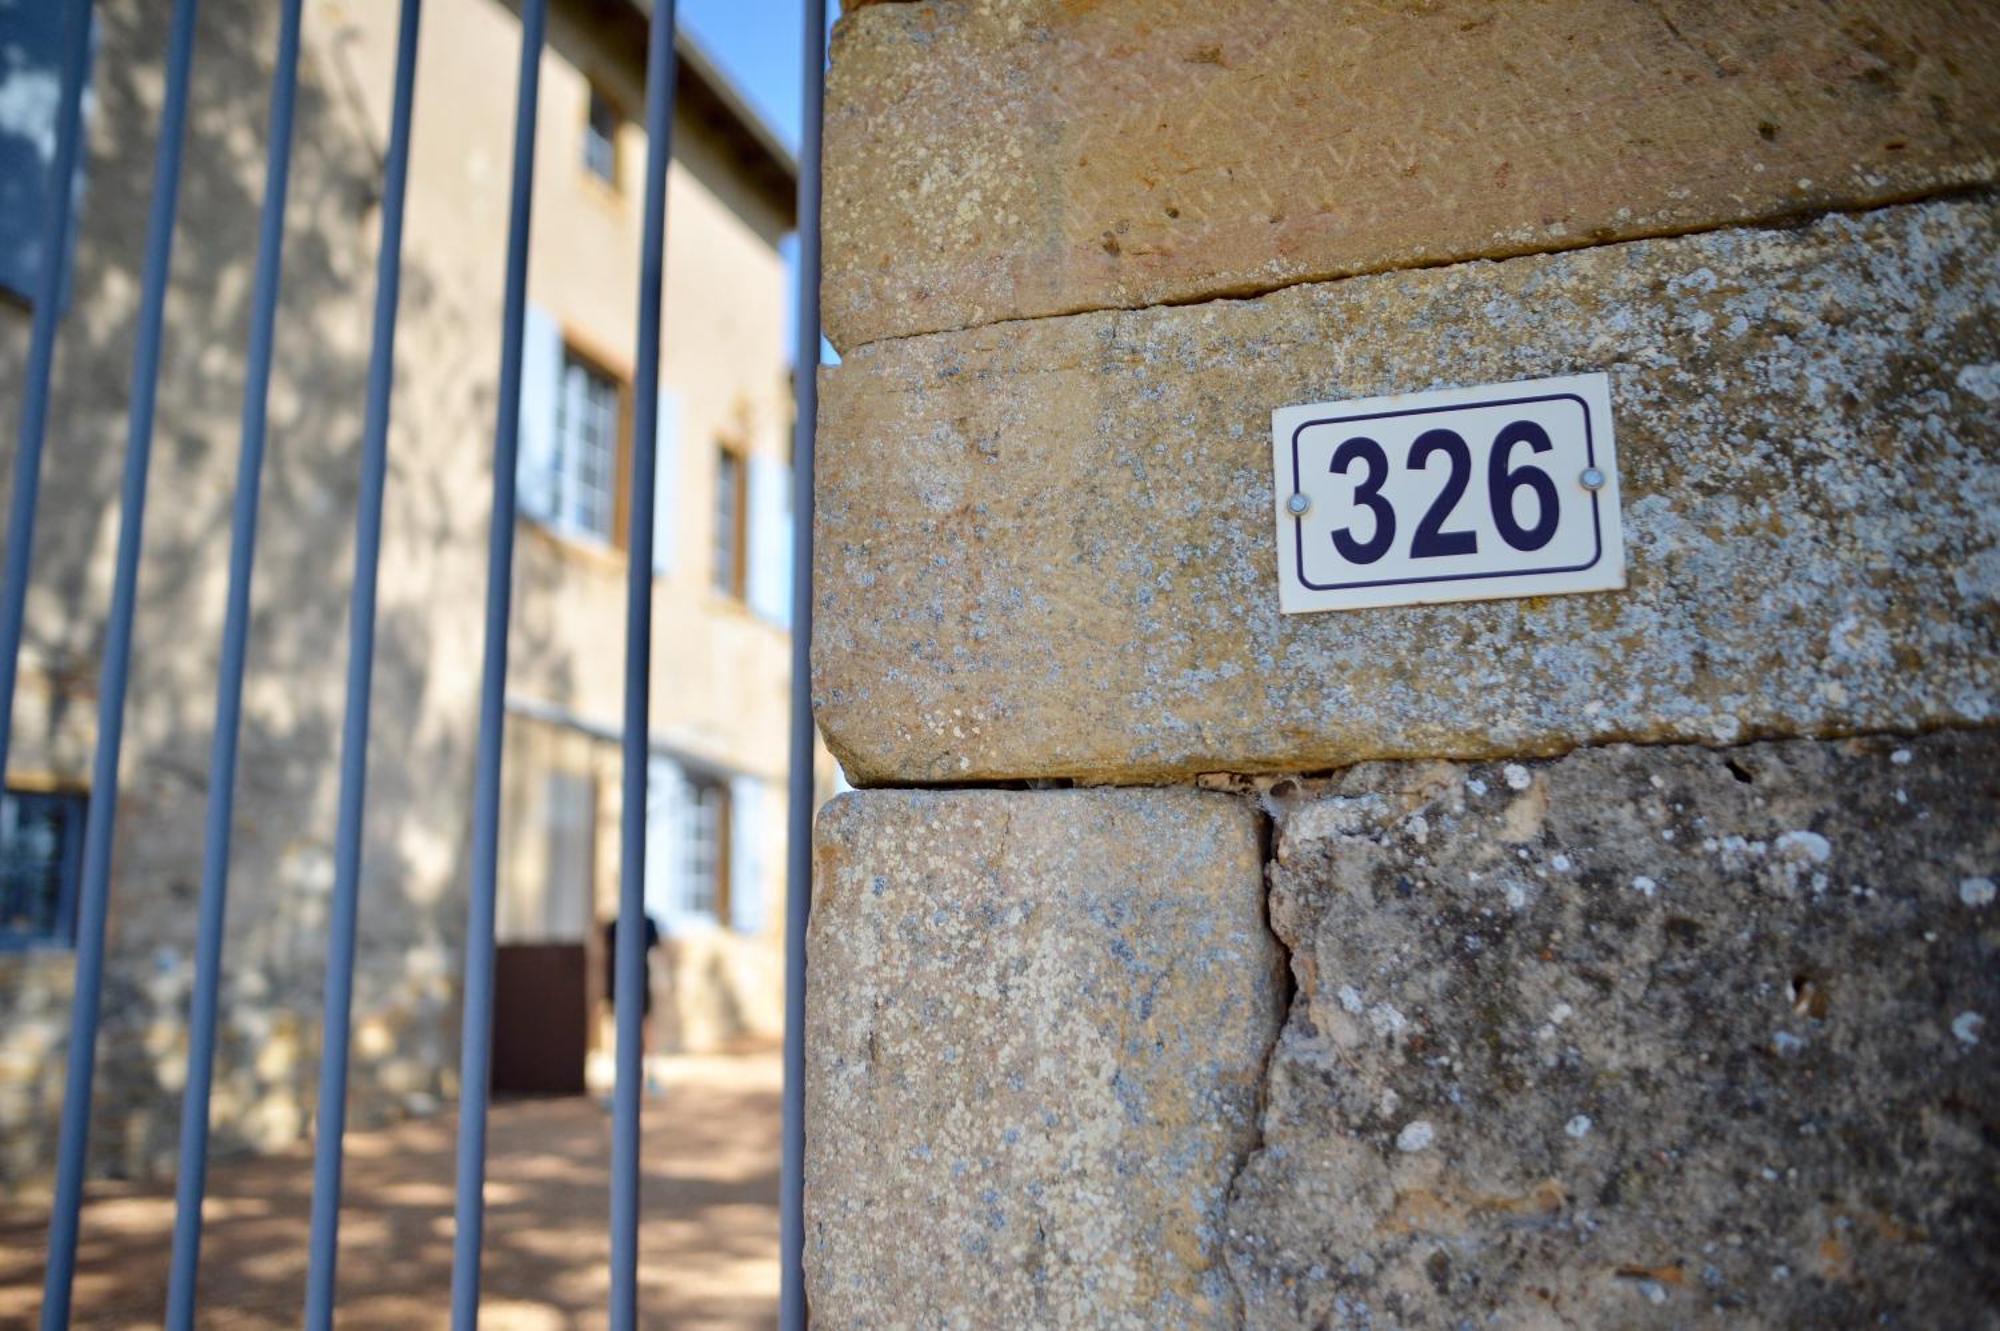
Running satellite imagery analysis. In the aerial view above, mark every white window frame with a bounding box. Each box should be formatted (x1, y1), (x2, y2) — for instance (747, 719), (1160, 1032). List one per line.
(551, 350), (621, 545)
(681, 773), (730, 923)
(583, 84), (619, 186)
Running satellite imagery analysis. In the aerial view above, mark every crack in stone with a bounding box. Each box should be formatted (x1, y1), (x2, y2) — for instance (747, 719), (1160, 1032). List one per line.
(829, 181), (1999, 359)
(1217, 794), (1297, 1330)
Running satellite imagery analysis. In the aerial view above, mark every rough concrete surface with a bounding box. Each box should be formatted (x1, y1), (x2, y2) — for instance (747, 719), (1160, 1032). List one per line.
(823, 0), (2000, 348)
(813, 198), (2000, 786)
(804, 787), (1286, 1329)
(1227, 729), (2000, 1329)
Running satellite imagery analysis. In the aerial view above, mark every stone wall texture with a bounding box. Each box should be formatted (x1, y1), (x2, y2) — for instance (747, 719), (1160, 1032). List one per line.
(805, 788), (1286, 1329)
(1229, 730), (1999, 1328)
(815, 197), (2000, 785)
(809, 5), (2000, 1329)
(824, 0), (2000, 347)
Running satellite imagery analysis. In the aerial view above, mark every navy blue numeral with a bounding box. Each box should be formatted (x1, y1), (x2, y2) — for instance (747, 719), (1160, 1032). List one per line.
(1322, 418), (1567, 566)
(1488, 420), (1560, 551)
(1329, 436), (1395, 564)
(1407, 429), (1478, 558)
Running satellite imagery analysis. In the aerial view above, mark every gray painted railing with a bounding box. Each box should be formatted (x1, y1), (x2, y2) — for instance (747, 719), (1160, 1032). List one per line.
(41, 1), (190, 1324)
(781, 5), (827, 1325)
(303, 0), (424, 1322)
(7, 1), (824, 1325)
(451, 3), (549, 1323)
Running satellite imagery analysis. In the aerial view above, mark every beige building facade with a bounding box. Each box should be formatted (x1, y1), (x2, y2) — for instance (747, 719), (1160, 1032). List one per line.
(0, 0), (803, 1188)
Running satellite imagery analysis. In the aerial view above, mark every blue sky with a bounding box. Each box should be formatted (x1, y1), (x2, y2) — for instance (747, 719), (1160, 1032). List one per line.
(680, 0), (839, 157)
(678, 0), (840, 362)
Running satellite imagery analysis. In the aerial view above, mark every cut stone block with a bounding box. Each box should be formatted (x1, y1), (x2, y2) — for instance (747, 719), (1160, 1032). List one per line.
(805, 786), (1285, 1329)
(824, 0), (2000, 347)
(813, 198), (2000, 785)
(1227, 729), (2000, 1328)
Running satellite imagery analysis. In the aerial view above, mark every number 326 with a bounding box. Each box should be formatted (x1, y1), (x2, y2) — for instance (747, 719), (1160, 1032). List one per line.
(1329, 421), (1560, 564)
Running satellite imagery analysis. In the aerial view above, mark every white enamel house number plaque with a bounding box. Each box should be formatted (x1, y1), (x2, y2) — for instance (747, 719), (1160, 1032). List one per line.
(1271, 372), (1626, 614)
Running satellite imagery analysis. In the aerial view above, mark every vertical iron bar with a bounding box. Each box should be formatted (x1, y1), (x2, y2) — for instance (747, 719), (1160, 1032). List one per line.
(0, 0), (92, 788)
(302, 2), (424, 1325)
(448, 0), (546, 1324)
(612, 3), (678, 1327)
(778, 2), (826, 1326)
(160, 0), (307, 1318)
(39, 3), (194, 1325)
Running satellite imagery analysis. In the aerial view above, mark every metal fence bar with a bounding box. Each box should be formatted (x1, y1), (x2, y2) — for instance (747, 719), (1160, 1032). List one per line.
(611, 3), (679, 1326)
(302, 2), (424, 1325)
(0, 0), (93, 788)
(38, 2), (195, 1325)
(778, 1), (827, 1326)
(448, 0), (547, 1323)
(157, 0), (309, 1321)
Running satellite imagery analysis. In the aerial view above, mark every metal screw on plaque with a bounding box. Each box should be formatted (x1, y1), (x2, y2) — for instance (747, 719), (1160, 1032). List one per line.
(1579, 467), (1606, 491)
(1286, 492), (1311, 515)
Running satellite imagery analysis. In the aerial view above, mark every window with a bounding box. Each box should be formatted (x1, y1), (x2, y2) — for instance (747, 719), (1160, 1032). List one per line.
(0, 4), (87, 305)
(712, 446), (746, 598)
(583, 85), (619, 186)
(682, 775), (730, 922)
(553, 350), (620, 543)
(540, 770), (594, 938)
(0, 789), (85, 947)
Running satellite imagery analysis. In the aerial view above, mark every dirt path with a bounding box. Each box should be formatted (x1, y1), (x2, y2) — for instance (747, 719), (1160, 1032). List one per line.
(0, 1052), (780, 1329)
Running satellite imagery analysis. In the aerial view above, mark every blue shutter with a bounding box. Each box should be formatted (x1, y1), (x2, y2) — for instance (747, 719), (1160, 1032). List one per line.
(516, 304), (562, 524)
(748, 452), (792, 625)
(643, 756), (686, 929)
(728, 775), (765, 934)
(652, 387), (682, 575)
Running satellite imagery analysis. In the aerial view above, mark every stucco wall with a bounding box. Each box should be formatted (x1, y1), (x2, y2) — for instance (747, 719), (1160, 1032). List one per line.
(0, 0), (799, 1189)
(0, 0), (484, 1190)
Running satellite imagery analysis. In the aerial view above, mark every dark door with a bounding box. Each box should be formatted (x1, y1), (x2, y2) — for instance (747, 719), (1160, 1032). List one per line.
(492, 942), (589, 1095)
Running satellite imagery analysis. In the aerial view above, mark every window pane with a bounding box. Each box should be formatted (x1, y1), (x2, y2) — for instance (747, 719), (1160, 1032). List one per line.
(0, 4), (80, 302)
(584, 88), (617, 183)
(683, 777), (729, 920)
(713, 449), (742, 596)
(0, 790), (83, 945)
(552, 352), (619, 542)
(542, 771), (594, 938)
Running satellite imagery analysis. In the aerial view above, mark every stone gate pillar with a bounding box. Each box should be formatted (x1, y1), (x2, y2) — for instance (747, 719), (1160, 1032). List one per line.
(805, 3), (2000, 1326)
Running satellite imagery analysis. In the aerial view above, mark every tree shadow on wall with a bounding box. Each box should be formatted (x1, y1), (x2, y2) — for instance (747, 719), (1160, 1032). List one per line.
(0, 0), (588, 1209)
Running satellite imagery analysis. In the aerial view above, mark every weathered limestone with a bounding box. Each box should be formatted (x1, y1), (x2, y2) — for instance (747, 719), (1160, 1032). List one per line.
(812, 10), (2000, 1329)
(1227, 729), (2000, 1328)
(804, 787), (1285, 1329)
(813, 198), (2000, 785)
(824, 0), (2000, 347)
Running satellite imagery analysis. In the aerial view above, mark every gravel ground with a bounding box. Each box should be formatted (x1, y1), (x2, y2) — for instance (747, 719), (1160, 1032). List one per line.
(0, 1051), (780, 1329)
